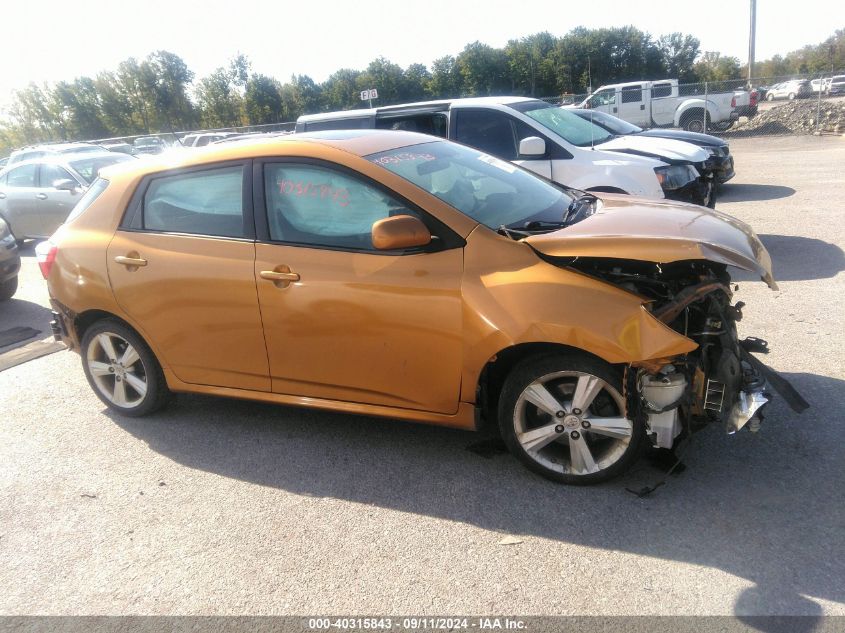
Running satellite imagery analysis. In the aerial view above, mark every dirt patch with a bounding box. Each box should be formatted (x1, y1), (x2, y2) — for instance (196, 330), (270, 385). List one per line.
(725, 99), (845, 137)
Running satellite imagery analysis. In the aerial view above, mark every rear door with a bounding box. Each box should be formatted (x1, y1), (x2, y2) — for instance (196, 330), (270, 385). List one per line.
(617, 84), (650, 126)
(0, 163), (40, 238)
(107, 161), (270, 391)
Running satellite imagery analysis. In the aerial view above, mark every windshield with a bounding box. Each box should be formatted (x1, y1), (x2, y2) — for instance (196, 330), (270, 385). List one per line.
(367, 140), (573, 229)
(509, 101), (614, 147)
(69, 154), (132, 184)
(571, 109), (642, 135)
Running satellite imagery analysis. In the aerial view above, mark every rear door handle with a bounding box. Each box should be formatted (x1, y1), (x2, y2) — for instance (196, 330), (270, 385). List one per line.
(36, 193), (48, 200)
(640, 104), (645, 110)
(114, 255), (148, 267)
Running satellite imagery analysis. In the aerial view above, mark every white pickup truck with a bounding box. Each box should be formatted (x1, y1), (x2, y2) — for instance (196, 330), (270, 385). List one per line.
(576, 79), (740, 133)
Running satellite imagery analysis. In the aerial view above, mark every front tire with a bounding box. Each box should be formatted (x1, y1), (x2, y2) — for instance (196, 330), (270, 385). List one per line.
(0, 276), (17, 301)
(766, 93), (774, 101)
(498, 353), (645, 484)
(81, 320), (171, 416)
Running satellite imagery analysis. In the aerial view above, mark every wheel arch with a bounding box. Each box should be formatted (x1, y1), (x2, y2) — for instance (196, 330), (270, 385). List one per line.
(474, 342), (617, 431)
(75, 309), (155, 357)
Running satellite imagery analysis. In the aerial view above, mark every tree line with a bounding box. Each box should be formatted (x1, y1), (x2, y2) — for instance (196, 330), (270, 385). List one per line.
(1, 27), (843, 156)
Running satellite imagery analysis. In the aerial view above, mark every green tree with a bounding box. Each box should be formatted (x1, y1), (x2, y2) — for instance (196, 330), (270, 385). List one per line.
(244, 74), (284, 124)
(428, 55), (463, 98)
(456, 42), (509, 95)
(659, 33), (700, 82)
(693, 52), (742, 82)
(322, 68), (364, 110)
(401, 63), (432, 102)
(505, 32), (559, 96)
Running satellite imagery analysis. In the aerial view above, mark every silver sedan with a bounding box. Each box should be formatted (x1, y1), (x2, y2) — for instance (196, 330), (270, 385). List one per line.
(0, 152), (134, 242)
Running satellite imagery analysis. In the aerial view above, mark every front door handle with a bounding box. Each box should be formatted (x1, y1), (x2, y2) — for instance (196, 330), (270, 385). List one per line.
(260, 266), (300, 288)
(36, 193), (48, 200)
(640, 104), (645, 110)
(114, 254), (148, 269)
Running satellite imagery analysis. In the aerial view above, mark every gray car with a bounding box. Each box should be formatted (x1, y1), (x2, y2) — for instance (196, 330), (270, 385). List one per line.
(6, 142), (106, 167)
(0, 152), (134, 242)
(0, 216), (20, 301)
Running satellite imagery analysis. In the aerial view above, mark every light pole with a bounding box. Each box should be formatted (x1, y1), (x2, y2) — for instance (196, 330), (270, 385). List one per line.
(747, 0), (756, 89)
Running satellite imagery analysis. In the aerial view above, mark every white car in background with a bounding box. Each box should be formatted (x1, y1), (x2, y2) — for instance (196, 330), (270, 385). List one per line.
(297, 97), (705, 204)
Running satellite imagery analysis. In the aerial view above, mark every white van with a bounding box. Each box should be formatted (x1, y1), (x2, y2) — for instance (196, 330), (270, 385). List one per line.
(296, 97), (706, 205)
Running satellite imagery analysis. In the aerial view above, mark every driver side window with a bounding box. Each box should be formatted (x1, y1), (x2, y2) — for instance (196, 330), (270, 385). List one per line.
(263, 163), (421, 250)
(589, 90), (617, 107)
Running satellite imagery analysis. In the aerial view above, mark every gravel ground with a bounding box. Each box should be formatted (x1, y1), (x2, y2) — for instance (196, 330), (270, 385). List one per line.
(0, 135), (843, 617)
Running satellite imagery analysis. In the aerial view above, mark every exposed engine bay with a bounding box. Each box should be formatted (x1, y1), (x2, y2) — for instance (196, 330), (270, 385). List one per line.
(560, 256), (809, 449)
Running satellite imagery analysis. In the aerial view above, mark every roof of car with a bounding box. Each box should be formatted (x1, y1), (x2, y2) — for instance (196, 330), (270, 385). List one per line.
(297, 96), (538, 123)
(97, 130), (440, 181)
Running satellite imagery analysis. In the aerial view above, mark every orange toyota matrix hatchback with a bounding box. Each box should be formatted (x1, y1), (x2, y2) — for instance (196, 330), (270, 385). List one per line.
(39, 130), (807, 484)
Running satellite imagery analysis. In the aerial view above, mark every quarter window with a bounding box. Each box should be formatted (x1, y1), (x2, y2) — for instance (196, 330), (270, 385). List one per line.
(264, 163), (420, 250)
(143, 166), (245, 238)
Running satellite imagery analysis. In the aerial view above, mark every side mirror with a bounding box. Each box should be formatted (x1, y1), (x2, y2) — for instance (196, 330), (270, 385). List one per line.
(372, 215), (431, 250)
(519, 136), (546, 157)
(53, 179), (79, 193)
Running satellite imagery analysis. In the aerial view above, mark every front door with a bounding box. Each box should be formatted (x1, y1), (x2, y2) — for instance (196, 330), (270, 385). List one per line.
(452, 108), (552, 179)
(254, 160), (463, 414)
(107, 162), (270, 392)
(35, 163), (81, 237)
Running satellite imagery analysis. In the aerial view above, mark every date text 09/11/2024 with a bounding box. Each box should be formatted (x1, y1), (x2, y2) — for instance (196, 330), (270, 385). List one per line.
(307, 617), (527, 630)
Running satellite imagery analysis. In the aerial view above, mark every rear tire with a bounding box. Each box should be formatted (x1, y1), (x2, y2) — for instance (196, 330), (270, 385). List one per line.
(0, 276), (17, 301)
(498, 353), (645, 484)
(681, 111), (709, 133)
(80, 319), (171, 417)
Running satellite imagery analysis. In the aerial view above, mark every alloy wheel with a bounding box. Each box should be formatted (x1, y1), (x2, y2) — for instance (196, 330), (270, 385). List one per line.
(512, 371), (632, 477)
(86, 331), (148, 409)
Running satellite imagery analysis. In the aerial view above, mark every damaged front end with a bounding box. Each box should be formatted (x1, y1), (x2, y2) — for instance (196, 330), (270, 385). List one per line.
(563, 257), (808, 449)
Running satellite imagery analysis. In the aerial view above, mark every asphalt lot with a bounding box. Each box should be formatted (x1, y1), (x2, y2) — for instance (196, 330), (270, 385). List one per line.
(0, 134), (843, 618)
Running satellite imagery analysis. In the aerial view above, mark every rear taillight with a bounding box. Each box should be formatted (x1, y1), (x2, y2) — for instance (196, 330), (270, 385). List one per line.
(731, 96), (737, 107)
(35, 240), (58, 279)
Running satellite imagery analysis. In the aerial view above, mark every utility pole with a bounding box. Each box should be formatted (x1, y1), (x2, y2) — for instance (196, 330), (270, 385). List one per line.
(747, 0), (756, 89)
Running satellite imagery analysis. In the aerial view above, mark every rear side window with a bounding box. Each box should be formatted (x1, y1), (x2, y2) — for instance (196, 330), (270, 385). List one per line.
(621, 85), (643, 103)
(142, 166), (245, 238)
(66, 178), (110, 224)
(652, 83), (672, 98)
(6, 164), (37, 187)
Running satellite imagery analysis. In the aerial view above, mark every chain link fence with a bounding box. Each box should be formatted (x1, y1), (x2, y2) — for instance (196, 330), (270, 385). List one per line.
(539, 71), (845, 138)
(71, 71), (845, 154)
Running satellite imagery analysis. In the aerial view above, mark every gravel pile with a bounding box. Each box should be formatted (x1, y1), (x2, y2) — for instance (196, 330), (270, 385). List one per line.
(725, 99), (845, 136)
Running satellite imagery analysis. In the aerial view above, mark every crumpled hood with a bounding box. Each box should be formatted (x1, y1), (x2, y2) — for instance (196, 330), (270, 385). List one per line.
(597, 135), (709, 163)
(525, 195), (777, 289)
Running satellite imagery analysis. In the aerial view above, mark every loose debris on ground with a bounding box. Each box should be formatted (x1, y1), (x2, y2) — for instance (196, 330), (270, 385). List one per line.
(725, 99), (845, 136)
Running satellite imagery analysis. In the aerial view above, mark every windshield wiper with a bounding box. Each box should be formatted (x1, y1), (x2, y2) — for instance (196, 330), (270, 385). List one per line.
(498, 225), (531, 240)
(563, 193), (598, 224)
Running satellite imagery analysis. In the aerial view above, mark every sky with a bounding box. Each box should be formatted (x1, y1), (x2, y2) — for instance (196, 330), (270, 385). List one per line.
(1, 0), (842, 110)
